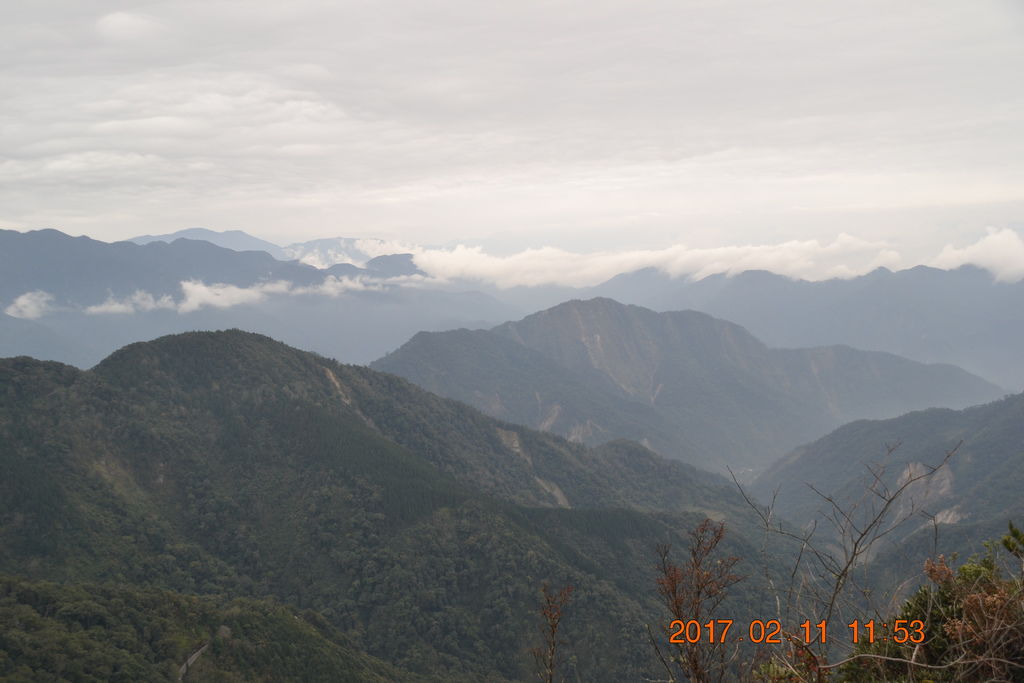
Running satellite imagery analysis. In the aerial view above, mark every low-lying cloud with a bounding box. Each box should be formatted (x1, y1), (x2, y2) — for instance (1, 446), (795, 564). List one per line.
(85, 290), (176, 315)
(410, 234), (904, 288)
(930, 228), (1024, 283)
(177, 280), (293, 313)
(84, 275), (389, 316)
(405, 229), (1024, 288)
(4, 290), (56, 319)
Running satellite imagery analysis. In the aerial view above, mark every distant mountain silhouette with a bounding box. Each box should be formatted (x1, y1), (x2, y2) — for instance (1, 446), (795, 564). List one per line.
(0, 229), (519, 366)
(373, 298), (1002, 471)
(589, 265), (1024, 389)
(0, 313), (93, 367)
(1, 228), (321, 305)
(130, 227), (289, 259)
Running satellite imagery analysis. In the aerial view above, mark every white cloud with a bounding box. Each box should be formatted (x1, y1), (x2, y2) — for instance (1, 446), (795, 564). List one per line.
(95, 12), (164, 43)
(5, 290), (55, 319)
(409, 234), (903, 287)
(83, 276), (393, 315)
(931, 228), (1024, 282)
(177, 280), (292, 313)
(291, 275), (387, 296)
(85, 290), (176, 315)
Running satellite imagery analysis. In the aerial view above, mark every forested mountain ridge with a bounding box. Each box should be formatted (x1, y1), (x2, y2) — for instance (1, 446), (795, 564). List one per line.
(88, 330), (743, 515)
(0, 576), (409, 682)
(374, 297), (1001, 471)
(751, 390), (1024, 582)
(373, 324), (708, 464)
(1, 330), (774, 680)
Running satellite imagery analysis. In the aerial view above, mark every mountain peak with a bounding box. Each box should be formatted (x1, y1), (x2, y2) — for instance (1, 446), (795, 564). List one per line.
(94, 329), (321, 394)
(379, 296), (1001, 471)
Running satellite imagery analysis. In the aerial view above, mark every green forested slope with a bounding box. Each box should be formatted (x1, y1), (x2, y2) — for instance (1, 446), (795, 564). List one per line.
(751, 392), (1024, 583)
(371, 328), (699, 463)
(0, 577), (406, 682)
(1, 330), (774, 681)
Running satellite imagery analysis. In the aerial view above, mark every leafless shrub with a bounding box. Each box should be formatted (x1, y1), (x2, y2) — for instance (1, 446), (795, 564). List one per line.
(650, 518), (744, 682)
(532, 582), (574, 683)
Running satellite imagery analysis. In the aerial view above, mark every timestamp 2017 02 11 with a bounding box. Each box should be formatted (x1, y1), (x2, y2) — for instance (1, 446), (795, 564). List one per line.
(668, 618), (927, 645)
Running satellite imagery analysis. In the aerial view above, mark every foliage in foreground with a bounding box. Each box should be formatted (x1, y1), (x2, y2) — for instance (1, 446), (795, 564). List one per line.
(635, 513), (1024, 682)
(840, 536), (1024, 682)
(0, 576), (407, 682)
(746, 525), (1024, 682)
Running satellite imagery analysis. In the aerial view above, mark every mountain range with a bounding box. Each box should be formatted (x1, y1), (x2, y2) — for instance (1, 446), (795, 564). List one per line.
(121, 230), (1024, 391)
(373, 298), (1002, 472)
(130, 228), (291, 260)
(590, 265), (1024, 390)
(129, 228), (411, 270)
(6, 226), (1024, 398)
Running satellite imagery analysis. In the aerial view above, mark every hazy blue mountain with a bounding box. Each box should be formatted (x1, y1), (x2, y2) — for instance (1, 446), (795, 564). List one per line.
(0, 228), (322, 306)
(0, 229), (520, 367)
(2, 229), (426, 309)
(365, 253), (424, 277)
(129, 227), (289, 259)
(128, 229), (425, 277)
(374, 298), (1002, 472)
(0, 330), (776, 681)
(374, 327), (701, 461)
(587, 265), (1024, 390)
(10, 288), (520, 368)
(0, 313), (95, 367)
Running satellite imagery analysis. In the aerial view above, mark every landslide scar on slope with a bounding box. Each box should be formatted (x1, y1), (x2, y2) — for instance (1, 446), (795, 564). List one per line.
(322, 366), (377, 429)
(322, 367), (350, 404)
(496, 427), (571, 508)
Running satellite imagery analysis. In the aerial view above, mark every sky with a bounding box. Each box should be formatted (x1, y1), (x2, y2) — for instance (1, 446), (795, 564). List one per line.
(2, 0), (1023, 281)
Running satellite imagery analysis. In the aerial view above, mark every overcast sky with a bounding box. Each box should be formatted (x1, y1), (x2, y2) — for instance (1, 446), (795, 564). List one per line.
(2, 0), (1023, 274)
